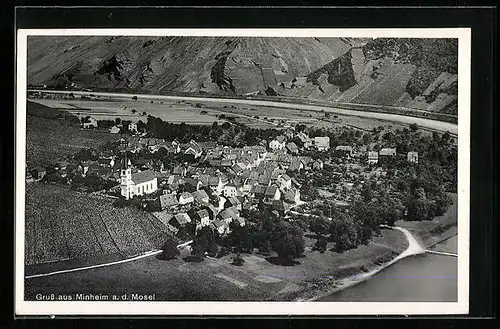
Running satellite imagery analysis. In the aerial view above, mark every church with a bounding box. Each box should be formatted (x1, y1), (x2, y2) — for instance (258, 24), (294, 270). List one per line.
(120, 166), (158, 200)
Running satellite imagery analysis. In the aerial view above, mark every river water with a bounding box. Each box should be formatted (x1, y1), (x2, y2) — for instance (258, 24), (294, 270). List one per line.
(320, 235), (458, 302)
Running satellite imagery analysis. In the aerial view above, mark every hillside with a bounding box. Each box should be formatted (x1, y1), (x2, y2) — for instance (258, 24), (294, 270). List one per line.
(27, 36), (458, 115)
(26, 101), (118, 168)
(25, 183), (169, 266)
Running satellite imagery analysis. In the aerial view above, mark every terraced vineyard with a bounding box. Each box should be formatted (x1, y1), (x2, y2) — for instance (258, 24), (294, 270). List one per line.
(25, 183), (169, 265)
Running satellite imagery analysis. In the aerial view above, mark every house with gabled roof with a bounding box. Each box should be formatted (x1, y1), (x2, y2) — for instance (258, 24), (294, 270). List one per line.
(208, 176), (226, 195)
(407, 151), (419, 163)
(159, 193), (179, 210)
(251, 185), (267, 199)
(184, 143), (203, 160)
(283, 187), (301, 204)
(265, 185), (281, 200)
(277, 174), (292, 190)
(169, 212), (191, 229)
(183, 177), (203, 192)
(192, 189), (209, 204)
(211, 219), (229, 235)
(289, 157), (304, 172)
(221, 206), (239, 220)
(379, 148), (397, 156)
(223, 183), (240, 198)
(258, 173), (271, 186)
(269, 135), (286, 151)
(232, 216), (246, 227)
(297, 132), (311, 149)
(202, 203), (219, 220)
(335, 145), (353, 157)
(178, 191), (194, 205)
(172, 165), (187, 177)
(312, 159), (324, 170)
(286, 142), (299, 154)
(225, 196), (243, 210)
(193, 209), (210, 227)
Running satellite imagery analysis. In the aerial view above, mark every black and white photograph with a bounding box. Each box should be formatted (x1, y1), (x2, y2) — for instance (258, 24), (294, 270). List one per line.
(15, 28), (470, 315)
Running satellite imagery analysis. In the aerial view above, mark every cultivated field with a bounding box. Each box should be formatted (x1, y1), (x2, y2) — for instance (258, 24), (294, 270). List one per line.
(30, 98), (227, 125)
(25, 183), (170, 266)
(26, 101), (119, 167)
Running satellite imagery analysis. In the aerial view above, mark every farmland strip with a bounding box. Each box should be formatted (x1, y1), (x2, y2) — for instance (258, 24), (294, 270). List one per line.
(86, 214), (104, 254)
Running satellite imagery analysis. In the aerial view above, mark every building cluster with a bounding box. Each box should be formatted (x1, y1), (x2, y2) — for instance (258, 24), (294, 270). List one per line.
(27, 130), (332, 237)
(118, 134), (331, 236)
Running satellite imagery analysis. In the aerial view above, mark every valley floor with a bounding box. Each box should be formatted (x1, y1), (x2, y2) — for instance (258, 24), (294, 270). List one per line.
(25, 227), (407, 301)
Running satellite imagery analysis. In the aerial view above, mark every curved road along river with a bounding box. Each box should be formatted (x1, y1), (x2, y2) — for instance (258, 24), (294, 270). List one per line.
(27, 90), (458, 136)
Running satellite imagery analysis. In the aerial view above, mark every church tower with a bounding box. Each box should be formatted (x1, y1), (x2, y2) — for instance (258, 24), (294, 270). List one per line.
(120, 154), (133, 200)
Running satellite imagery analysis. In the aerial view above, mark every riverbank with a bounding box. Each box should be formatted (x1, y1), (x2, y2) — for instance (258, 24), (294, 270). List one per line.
(300, 193), (459, 302)
(298, 227), (425, 302)
(396, 193), (458, 249)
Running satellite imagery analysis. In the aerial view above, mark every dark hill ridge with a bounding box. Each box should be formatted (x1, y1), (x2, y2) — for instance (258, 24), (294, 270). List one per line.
(27, 36), (458, 115)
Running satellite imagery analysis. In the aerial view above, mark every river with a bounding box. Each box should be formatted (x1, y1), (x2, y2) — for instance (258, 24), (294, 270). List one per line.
(319, 235), (458, 302)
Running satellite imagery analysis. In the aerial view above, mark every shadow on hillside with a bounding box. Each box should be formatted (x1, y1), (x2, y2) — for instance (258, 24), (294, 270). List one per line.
(182, 255), (205, 263)
(265, 256), (300, 266)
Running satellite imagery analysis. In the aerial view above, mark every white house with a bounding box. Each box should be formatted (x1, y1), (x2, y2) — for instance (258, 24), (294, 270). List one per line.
(313, 136), (330, 151)
(82, 117), (98, 129)
(120, 168), (158, 200)
(128, 122), (138, 133)
(297, 132), (312, 149)
(407, 151), (419, 163)
(368, 151), (379, 164)
(178, 192), (194, 205)
(223, 184), (238, 198)
(269, 135), (286, 151)
(277, 174), (292, 190)
(109, 126), (120, 134)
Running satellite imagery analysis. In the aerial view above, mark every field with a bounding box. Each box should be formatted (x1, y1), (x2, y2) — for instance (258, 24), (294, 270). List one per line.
(30, 98), (227, 125)
(25, 183), (170, 266)
(26, 101), (119, 167)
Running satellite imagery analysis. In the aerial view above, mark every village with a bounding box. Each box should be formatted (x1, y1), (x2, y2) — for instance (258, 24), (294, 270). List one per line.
(26, 112), (421, 245)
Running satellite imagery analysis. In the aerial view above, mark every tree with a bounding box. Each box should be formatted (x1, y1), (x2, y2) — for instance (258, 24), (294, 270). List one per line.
(309, 216), (330, 236)
(161, 238), (180, 260)
(191, 226), (218, 259)
(329, 213), (360, 253)
(230, 224), (253, 253)
(314, 236), (328, 253)
(409, 123), (419, 132)
(406, 197), (430, 221)
(271, 221), (305, 264)
(132, 95), (138, 101)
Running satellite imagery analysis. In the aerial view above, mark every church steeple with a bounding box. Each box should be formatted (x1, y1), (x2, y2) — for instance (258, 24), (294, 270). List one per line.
(120, 152), (132, 199)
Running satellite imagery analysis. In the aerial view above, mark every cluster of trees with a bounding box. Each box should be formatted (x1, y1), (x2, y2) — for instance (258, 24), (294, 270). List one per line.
(70, 174), (117, 193)
(144, 115), (282, 147)
(184, 203), (305, 265)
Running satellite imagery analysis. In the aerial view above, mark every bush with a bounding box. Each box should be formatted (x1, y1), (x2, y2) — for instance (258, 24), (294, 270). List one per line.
(161, 238), (180, 260)
(313, 236), (328, 253)
(232, 253), (245, 266)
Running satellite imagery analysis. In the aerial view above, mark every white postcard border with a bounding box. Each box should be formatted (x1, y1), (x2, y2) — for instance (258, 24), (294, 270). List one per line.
(15, 28), (470, 316)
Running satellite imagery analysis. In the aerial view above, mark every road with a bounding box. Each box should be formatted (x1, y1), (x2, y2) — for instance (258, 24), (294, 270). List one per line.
(28, 90), (458, 135)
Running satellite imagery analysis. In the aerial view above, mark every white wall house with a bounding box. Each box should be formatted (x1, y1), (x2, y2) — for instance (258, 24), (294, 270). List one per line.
(128, 122), (138, 133)
(313, 136), (330, 151)
(120, 169), (158, 200)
